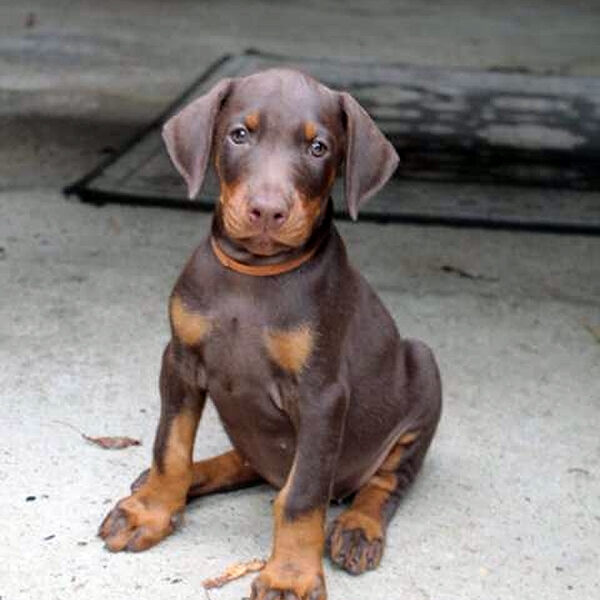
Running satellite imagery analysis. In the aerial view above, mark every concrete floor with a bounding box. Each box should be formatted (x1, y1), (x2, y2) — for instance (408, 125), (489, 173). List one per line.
(1, 2), (600, 599)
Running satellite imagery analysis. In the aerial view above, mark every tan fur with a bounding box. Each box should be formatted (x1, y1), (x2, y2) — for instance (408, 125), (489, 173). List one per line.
(399, 430), (420, 445)
(170, 295), (211, 346)
(245, 111), (260, 131)
(188, 450), (259, 497)
(219, 181), (253, 242)
(99, 409), (200, 552)
(264, 324), (314, 374)
(222, 181), (323, 251)
(253, 475), (325, 598)
(304, 121), (318, 141)
(270, 191), (322, 248)
(379, 443), (406, 471)
(136, 409), (199, 507)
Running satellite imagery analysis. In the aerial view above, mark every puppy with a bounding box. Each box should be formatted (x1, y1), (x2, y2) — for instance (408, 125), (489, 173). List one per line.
(100, 68), (442, 600)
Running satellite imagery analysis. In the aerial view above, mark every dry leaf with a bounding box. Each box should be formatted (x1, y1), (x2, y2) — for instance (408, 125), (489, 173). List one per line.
(83, 435), (141, 449)
(53, 420), (141, 450)
(202, 559), (266, 589)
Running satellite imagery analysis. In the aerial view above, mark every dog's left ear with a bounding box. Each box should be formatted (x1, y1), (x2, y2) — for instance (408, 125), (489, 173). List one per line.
(339, 92), (399, 220)
(162, 78), (233, 199)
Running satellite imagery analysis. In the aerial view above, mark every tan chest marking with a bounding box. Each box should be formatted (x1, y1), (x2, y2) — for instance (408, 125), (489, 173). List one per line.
(264, 324), (314, 374)
(170, 295), (211, 346)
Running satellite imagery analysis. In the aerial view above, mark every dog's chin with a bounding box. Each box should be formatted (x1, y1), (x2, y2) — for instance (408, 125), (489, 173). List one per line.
(242, 235), (291, 257)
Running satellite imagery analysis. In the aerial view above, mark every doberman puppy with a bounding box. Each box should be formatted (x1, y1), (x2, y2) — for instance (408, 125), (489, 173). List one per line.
(99, 69), (442, 600)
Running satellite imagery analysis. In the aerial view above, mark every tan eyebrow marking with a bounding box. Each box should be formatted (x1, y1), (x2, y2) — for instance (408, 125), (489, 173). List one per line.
(304, 121), (318, 141)
(244, 111), (260, 131)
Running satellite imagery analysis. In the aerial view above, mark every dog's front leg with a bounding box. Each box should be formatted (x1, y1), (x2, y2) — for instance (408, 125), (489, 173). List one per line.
(99, 341), (204, 551)
(251, 383), (348, 600)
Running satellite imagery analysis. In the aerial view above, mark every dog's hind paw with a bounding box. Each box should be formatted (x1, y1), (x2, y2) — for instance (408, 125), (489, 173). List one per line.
(326, 511), (384, 575)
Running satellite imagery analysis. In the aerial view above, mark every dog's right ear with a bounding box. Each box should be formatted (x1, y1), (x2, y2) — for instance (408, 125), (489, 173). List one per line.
(162, 78), (234, 199)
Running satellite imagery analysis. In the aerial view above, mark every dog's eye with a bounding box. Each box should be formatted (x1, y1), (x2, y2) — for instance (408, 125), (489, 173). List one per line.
(229, 126), (249, 144)
(309, 139), (327, 158)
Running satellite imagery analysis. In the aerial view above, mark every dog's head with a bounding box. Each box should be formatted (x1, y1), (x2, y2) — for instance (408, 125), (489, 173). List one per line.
(163, 69), (398, 257)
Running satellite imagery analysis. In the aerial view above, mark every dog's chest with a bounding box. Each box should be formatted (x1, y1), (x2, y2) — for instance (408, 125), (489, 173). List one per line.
(209, 297), (312, 373)
(172, 293), (311, 484)
(171, 291), (314, 413)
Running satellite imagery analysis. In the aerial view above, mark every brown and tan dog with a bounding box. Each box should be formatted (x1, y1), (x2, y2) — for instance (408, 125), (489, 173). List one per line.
(99, 69), (442, 600)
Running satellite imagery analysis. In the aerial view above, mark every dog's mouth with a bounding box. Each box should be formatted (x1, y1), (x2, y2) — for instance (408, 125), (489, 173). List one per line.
(237, 232), (293, 257)
(219, 193), (318, 258)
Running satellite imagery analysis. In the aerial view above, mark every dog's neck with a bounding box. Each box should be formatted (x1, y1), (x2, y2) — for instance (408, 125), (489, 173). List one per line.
(211, 200), (333, 276)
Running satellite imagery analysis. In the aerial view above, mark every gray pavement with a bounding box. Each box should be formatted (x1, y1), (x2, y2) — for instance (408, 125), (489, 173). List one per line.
(1, 2), (600, 599)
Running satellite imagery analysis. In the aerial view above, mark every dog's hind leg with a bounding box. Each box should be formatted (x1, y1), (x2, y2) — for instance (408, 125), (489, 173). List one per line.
(327, 339), (442, 575)
(131, 449), (263, 499)
(326, 427), (435, 574)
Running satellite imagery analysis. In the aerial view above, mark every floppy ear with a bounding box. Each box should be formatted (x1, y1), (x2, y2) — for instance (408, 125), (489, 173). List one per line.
(162, 78), (233, 199)
(339, 92), (399, 220)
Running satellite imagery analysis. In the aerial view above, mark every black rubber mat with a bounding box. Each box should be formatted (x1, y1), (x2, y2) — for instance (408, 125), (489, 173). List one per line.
(66, 51), (600, 233)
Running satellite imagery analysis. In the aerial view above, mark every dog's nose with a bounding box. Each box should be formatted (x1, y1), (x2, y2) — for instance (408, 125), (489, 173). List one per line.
(247, 197), (289, 229)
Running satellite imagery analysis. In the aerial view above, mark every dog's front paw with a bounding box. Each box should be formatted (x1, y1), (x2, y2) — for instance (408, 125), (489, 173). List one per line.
(98, 493), (183, 552)
(250, 559), (326, 600)
(326, 510), (384, 575)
